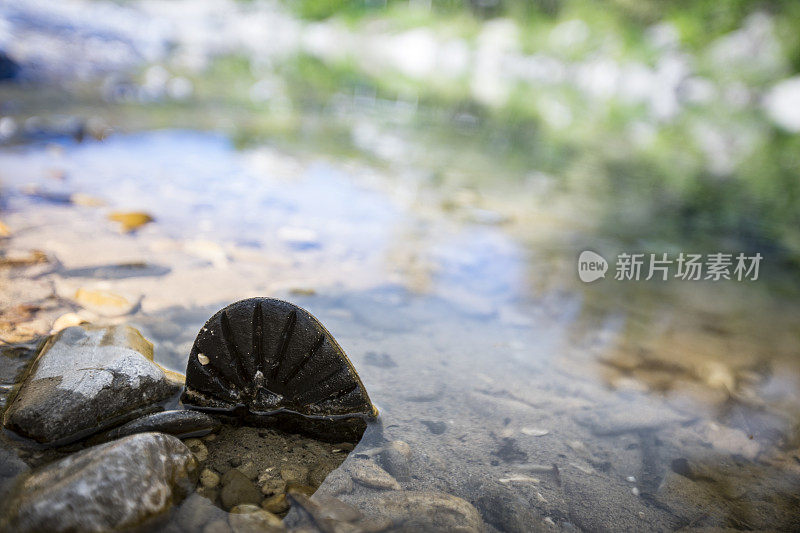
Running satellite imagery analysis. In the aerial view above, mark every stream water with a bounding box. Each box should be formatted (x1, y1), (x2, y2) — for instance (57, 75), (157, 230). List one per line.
(1, 131), (798, 531)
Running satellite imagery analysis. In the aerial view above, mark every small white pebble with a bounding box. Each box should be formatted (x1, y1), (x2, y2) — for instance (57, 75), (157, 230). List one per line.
(631, 487), (640, 496)
(626, 476), (636, 483)
(543, 517), (556, 526)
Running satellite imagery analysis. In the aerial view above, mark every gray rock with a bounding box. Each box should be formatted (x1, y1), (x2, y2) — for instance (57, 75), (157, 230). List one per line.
(2, 325), (180, 444)
(0, 432), (197, 532)
(100, 409), (220, 441)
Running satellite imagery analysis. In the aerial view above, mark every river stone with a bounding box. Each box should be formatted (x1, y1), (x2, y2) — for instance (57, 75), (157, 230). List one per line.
(2, 325), (180, 444)
(365, 491), (485, 532)
(100, 410), (220, 441)
(228, 504), (284, 533)
(0, 432), (197, 532)
(347, 458), (401, 490)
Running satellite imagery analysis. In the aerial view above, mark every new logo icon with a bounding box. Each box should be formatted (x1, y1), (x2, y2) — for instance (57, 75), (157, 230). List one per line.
(578, 251), (608, 282)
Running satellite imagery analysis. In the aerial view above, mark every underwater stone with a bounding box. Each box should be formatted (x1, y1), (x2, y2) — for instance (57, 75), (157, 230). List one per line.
(0, 433), (197, 532)
(2, 325), (180, 444)
(181, 298), (377, 442)
(347, 458), (401, 490)
(365, 491), (485, 532)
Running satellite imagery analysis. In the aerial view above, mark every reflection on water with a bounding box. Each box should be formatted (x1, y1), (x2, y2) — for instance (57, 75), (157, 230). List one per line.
(1, 132), (799, 530)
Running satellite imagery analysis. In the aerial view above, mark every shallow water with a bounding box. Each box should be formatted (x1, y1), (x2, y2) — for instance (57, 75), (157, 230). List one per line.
(1, 132), (799, 531)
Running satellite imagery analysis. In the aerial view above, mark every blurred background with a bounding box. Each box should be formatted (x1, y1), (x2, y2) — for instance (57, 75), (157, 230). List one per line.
(2, 0), (800, 267)
(1, 1), (800, 529)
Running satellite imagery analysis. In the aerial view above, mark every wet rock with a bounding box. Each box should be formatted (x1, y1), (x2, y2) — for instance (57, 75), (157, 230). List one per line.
(228, 504), (284, 533)
(0, 433), (196, 532)
(2, 325), (180, 444)
(221, 469), (262, 510)
(71, 287), (140, 316)
(101, 410), (220, 441)
(185, 438), (209, 462)
(262, 493), (289, 514)
(366, 491), (484, 532)
(201, 468), (221, 488)
(108, 211), (154, 232)
(378, 440), (412, 482)
(347, 458), (401, 490)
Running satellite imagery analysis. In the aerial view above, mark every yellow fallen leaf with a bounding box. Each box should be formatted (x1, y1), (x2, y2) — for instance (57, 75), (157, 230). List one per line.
(108, 211), (154, 232)
(51, 312), (87, 333)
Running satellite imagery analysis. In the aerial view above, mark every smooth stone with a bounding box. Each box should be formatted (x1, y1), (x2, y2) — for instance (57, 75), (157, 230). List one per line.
(221, 469), (262, 510)
(101, 410), (221, 441)
(201, 468), (221, 488)
(0, 433), (197, 532)
(378, 440), (412, 482)
(262, 493), (290, 514)
(186, 438), (209, 462)
(286, 483), (317, 496)
(2, 325), (180, 444)
(228, 505), (284, 533)
(366, 491), (485, 532)
(348, 458), (401, 490)
(72, 287), (140, 317)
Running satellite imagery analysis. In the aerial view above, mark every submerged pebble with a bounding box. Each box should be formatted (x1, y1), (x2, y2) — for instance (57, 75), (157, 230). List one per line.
(348, 458), (401, 490)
